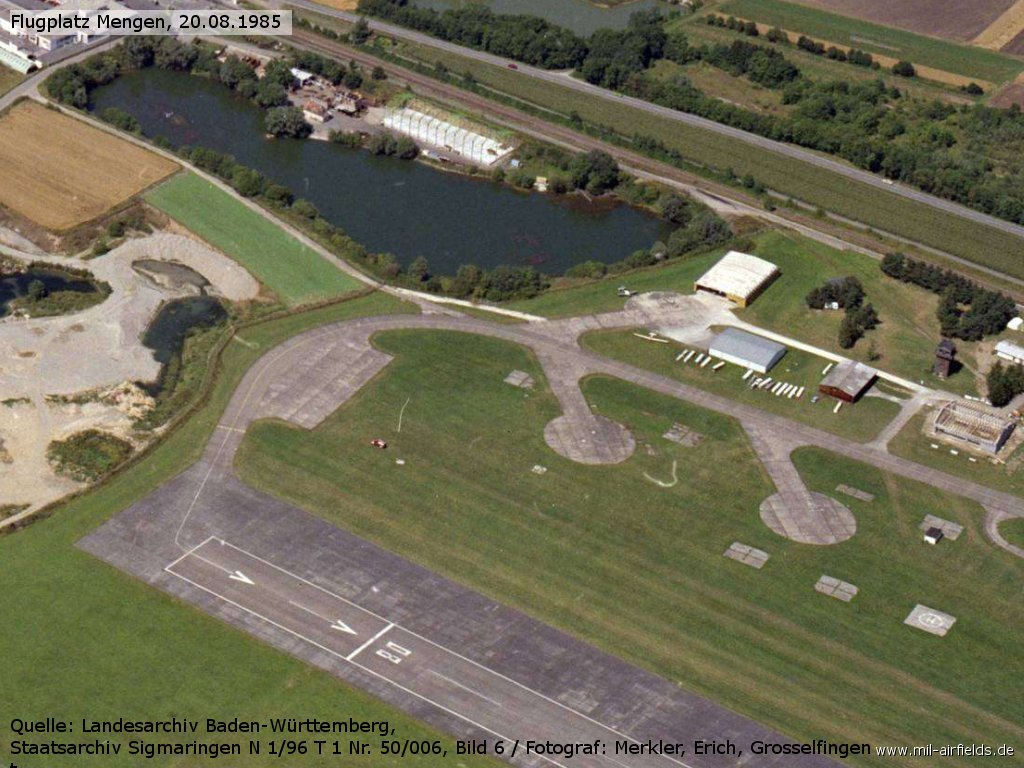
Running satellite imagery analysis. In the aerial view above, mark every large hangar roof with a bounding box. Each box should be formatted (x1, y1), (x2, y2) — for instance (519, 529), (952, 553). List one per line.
(709, 328), (786, 373)
(695, 251), (779, 302)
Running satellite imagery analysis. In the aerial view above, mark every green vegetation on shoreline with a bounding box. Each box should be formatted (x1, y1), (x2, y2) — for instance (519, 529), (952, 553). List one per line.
(235, 329), (1024, 765)
(0, 292), (493, 767)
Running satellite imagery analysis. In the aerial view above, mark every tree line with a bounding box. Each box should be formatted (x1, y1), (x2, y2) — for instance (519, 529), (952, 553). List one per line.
(880, 253), (1016, 341)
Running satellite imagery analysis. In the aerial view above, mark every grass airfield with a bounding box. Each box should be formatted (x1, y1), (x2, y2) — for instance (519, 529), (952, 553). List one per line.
(235, 329), (1024, 763)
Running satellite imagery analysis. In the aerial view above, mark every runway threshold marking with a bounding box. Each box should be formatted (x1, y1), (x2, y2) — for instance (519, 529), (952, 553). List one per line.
(164, 538), (695, 768)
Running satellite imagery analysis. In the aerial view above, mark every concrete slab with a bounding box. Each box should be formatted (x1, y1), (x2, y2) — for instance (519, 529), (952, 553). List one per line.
(919, 514), (964, 541)
(724, 541), (770, 569)
(662, 422), (705, 448)
(904, 604), (957, 637)
(835, 484), (875, 502)
(814, 575), (859, 602)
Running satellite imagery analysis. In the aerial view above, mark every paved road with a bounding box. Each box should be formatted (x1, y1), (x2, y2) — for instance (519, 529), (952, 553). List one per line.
(285, 0), (1024, 245)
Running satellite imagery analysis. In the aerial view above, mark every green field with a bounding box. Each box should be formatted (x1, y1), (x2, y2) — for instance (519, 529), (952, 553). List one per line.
(716, 0), (1024, 84)
(734, 231), (983, 396)
(387, 37), (1024, 280)
(234, 329), (1024, 765)
(582, 327), (902, 442)
(147, 173), (360, 305)
(0, 292), (491, 767)
(888, 411), (1024, 499)
(506, 245), (727, 317)
(1001, 517), (1024, 548)
(0, 65), (23, 98)
(510, 229), (984, 396)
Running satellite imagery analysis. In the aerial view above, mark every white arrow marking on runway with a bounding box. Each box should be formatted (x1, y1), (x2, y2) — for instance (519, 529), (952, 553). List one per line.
(332, 620), (357, 635)
(229, 570), (254, 585)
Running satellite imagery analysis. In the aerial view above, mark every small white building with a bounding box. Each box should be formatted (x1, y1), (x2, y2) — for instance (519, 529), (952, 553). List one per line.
(995, 339), (1024, 365)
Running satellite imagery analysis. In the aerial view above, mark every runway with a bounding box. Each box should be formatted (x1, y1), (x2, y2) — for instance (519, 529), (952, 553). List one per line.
(165, 537), (694, 768)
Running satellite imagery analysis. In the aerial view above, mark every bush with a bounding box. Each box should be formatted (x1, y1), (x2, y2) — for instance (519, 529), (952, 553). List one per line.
(891, 60), (916, 77)
(47, 430), (134, 482)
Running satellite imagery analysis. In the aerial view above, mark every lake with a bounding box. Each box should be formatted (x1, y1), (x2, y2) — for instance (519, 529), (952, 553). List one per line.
(414, 0), (666, 35)
(89, 68), (672, 276)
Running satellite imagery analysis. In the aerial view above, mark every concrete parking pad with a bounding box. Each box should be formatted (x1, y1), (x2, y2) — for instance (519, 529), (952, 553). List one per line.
(724, 541), (770, 569)
(815, 575), (859, 602)
(904, 604), (957, 637)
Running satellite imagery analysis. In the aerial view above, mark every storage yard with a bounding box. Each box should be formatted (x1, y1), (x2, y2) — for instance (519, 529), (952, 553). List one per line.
(0, 101), (178, 231)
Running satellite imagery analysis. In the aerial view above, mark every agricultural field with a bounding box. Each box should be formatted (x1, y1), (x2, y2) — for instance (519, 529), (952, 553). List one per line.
(581, 327), (902, 442)
(649, 58), (790, 114)
(795, 0), (1015, 45)
(388, 36), (1024, 279)
(716, 0), (1024, 84)
(146, 173), (361, 306)
(888, 411), (1024, 499)
(0, 292), (476, 768)
(0, 101), (177, 231)
(235, 330), (1024, 765)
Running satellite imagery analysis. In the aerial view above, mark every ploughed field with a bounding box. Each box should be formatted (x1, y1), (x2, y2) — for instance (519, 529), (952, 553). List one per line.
(794, 0), (1016, 43)
(0, 102), (177, 231)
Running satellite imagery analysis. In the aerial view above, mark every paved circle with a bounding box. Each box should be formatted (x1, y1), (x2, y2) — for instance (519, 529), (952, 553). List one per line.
(759, 492), (857, 545)
(544, 414), (635, 465)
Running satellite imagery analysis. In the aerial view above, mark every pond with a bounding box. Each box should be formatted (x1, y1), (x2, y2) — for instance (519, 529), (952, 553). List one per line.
(0, 267), (103, 318)
(413, 0), (667, 35)
(141, 295), (226, 367)
(89, 68), (673, 276)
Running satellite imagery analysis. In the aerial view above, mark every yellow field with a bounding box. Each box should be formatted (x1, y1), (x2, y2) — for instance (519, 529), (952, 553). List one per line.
(0, 101), (178, 230)
(973, 0), (1024, 50)
(308, 0), (358, 10)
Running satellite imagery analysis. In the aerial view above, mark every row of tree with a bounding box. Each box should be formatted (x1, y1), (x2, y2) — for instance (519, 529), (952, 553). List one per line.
(881, 253), (1016, 341)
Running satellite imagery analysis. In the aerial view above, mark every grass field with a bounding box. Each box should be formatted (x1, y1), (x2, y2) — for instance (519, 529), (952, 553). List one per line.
(0, 66), (23, 97)
(734, 231), (982, 396)
(888, 411), (1024, 499)
(0, 292), (490, 767)
(717, 0), (1024, 84)
(234, 330), (1024, 765)
(1001, 516), (1024, 547)
(147, 173), (360, 306)
(510, 229), (981, 395)
(388, 37), (1024, 279)
(581, 327), (902, 442)
(0, 101), (177, 231)
(505, 245), (728, 317)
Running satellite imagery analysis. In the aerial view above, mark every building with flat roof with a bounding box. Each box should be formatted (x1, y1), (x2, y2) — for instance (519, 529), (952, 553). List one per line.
(934, 401), (1015, 454)
(693, 251), (779, 307)
(995, 339), (1024, 365)
(708, 328), (786, 374)
(818, 361), (877, 403)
